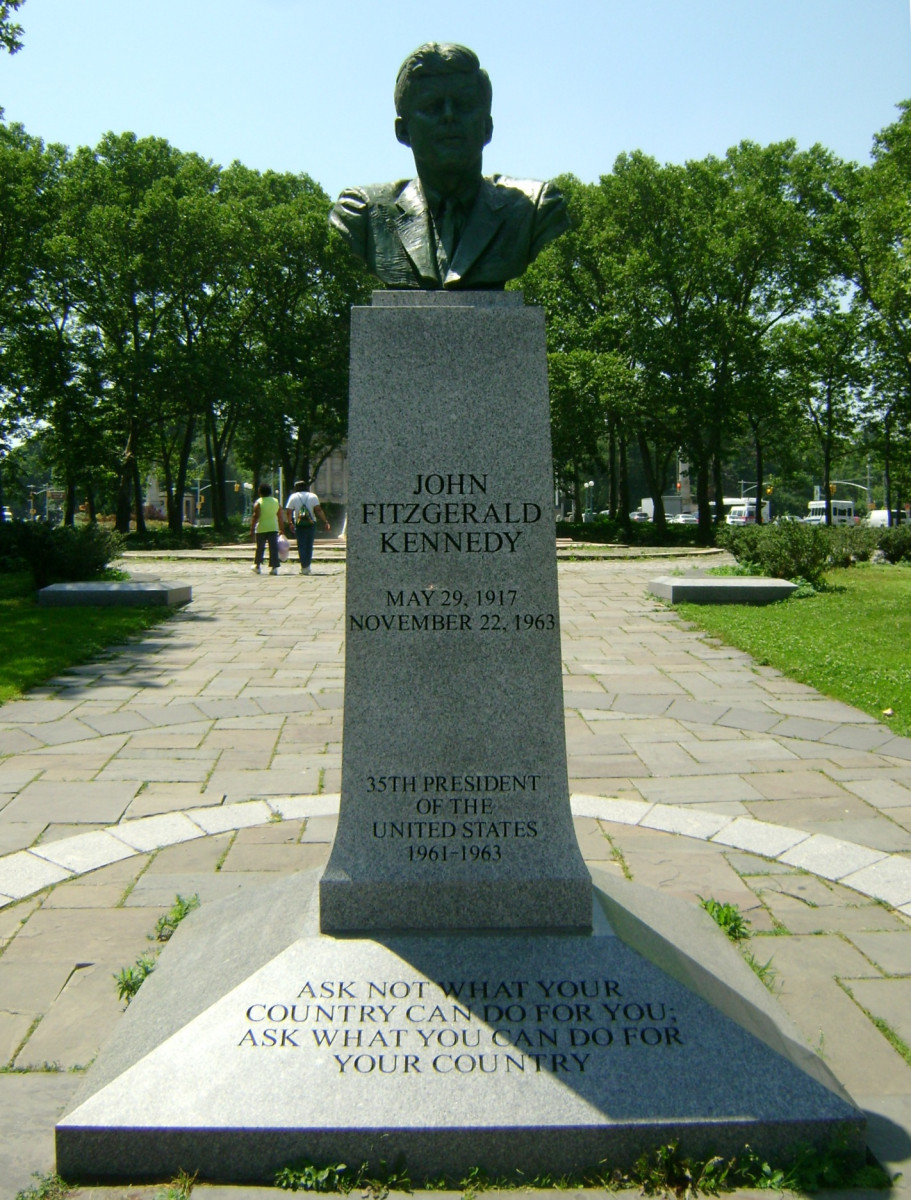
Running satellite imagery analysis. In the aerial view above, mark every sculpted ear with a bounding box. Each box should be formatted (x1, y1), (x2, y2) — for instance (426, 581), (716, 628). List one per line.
(395, 117), (412, 148)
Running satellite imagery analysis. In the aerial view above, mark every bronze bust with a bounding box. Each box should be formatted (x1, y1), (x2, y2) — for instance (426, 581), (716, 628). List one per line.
(329, 43), (570, 290)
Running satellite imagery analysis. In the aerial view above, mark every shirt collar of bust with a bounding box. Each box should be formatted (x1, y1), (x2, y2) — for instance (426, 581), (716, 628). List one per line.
(420, 177), (482, 217)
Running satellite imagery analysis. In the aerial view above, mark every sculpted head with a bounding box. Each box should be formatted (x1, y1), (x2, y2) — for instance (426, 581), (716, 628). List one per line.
(393, 43), (493, 187)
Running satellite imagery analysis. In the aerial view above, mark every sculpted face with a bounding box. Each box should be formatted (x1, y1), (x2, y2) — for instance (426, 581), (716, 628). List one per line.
(395, 72), (493, 183)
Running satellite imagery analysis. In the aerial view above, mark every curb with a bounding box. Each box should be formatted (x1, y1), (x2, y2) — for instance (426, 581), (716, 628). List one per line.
(0, 793), (908, 917)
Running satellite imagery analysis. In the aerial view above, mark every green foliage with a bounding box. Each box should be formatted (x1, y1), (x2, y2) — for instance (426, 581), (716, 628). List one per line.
(678, 564), (911, 736)
(825, 523), (879, 567)
(114, 952), (157, 1003)
(276, 1160), (352, 1192)
(276, 1157), (410, 1197)
(877, 524), (911, 563)
(153, 892), (200, 942)
(743, 950), (780, 992)
(558, 519), (705, 547)
(0, 0), (24, 54)
(273, 1139), (890, 1198)
(717, 521), (830, 584)
(0, 570), (170, 705)
(0, 521), (123, 587)
(124, 525), (208, 551)
(153, 1169), (197, 1200)
(700, 897), (751, 942)
(115, 893), (201, 1002)
(14, 1174), (71, 1200)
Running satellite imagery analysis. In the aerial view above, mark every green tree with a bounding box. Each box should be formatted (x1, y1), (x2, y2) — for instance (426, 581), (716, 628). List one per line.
(0, 0), (24, 54)
(224, 164), (370, 513)
(0, 122), (66, 519)
(841, 102), (911, 521)
(779, 302), (864, 521)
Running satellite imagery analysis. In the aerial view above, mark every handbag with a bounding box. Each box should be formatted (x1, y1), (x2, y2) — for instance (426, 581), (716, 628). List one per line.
(277, 534), (290, 562)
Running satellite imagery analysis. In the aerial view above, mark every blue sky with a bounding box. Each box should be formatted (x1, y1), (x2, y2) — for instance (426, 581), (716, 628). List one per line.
(1, 0), (910, 199)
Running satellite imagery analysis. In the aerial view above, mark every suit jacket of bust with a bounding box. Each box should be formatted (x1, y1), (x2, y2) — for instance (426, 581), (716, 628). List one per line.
(329, 174), (570, 289)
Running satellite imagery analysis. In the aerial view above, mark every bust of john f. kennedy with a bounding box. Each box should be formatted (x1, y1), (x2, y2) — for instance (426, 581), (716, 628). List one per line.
(329, 42), (570, 290)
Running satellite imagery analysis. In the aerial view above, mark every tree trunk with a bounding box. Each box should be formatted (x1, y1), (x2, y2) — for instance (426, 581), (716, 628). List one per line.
(696, 462), (713, 543)
(618, 433), (631, 537)
(131, 453), (147, 536)
(637, 431), (666, 532)
(607, 416), (618, 518)
(755, 439), (765, 525)
(64, 478), (77, 527)
(712, 455), (725, 525)
(115, 466), (131, 533)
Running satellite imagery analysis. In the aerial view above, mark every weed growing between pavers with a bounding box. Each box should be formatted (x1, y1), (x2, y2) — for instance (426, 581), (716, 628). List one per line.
(272, 1137), (893, 1195)
(838, 980), (911, 1069)
(114, 893), (200, 1004)
(153, 1168), (197, 1200)
(699, 897), (750, 942)
(700, 897), (779, 992)
(14, 1173), (71, 1200)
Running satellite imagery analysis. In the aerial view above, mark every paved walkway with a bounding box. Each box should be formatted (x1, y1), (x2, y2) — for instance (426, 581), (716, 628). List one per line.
(0, 554), (910, 1197)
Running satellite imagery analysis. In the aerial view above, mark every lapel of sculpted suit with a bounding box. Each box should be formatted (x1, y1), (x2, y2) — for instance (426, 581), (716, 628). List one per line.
(330, 175), (570, 289)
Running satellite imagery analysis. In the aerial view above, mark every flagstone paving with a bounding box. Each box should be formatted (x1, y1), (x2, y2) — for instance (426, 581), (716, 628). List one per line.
(0, 555), (909, 1198)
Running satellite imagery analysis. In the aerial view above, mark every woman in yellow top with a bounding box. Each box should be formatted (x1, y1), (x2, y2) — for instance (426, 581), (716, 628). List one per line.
(250, 484), (286, 575)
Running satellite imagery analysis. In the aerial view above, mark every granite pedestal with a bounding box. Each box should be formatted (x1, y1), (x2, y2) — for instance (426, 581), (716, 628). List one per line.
(56, 869), (863, 1181)
(319, 292), (591, 934)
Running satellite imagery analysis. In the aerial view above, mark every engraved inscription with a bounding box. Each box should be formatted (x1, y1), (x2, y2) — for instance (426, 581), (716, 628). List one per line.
(236, 976), (684, 1074)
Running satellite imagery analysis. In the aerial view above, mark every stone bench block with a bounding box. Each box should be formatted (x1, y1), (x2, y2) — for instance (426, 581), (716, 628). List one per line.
(38, 580), (191, 607)
(649, 576), (796, 604)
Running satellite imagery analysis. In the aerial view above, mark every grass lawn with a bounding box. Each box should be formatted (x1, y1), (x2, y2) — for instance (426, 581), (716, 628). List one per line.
(676, 563), (911, 738)
(0, 572), (173, 706)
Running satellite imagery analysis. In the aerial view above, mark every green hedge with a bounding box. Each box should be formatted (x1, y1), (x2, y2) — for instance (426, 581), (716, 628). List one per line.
(717, 522), (903, 584)
(877, 525), (911, 564)
(0, 522), (124, 588)
(557, 519), (706, 547)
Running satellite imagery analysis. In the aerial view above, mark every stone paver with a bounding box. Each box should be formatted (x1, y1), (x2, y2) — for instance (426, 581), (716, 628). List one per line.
(0, 555), (909, 1196)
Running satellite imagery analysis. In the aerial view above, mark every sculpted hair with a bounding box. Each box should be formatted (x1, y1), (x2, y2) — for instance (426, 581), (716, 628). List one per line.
(394, 43), (492, 119)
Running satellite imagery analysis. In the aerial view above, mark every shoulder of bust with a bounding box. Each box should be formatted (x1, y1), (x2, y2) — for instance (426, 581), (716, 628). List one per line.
(338, 180), (413, 205)
(485, 175), (552, 202)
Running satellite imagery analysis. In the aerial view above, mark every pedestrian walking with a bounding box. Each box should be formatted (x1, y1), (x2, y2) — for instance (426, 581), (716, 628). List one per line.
(283, 479), (331, 575)
(250, 484), (286, 575)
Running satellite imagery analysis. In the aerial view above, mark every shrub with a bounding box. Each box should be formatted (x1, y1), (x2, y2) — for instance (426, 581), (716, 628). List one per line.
(826, 525), (879, 568)
(877, 525), (911, 564)
(124, 525), (208, 551)
(557, 519), (707, 547)
(0, 522), (124, 588)
(718, 522), (830, 585)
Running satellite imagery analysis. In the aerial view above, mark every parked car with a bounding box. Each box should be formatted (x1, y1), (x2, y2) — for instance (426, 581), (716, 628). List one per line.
(629, 510), (650, 522)
(669, 512), (698, 525)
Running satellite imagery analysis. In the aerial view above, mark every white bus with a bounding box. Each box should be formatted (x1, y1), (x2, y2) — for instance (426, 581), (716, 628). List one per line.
(806, 499), (855, 526)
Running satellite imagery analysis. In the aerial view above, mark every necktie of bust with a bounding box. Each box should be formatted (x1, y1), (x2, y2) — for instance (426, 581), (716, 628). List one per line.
(435, 198), (458, 280)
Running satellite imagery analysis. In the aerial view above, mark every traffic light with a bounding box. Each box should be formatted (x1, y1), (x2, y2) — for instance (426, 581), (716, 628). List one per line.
(829, 483), (837, 496)
(234, 482), (240, 492)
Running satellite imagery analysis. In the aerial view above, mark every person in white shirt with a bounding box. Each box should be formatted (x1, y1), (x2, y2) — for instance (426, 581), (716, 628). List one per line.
(283, 480), (331, 574)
